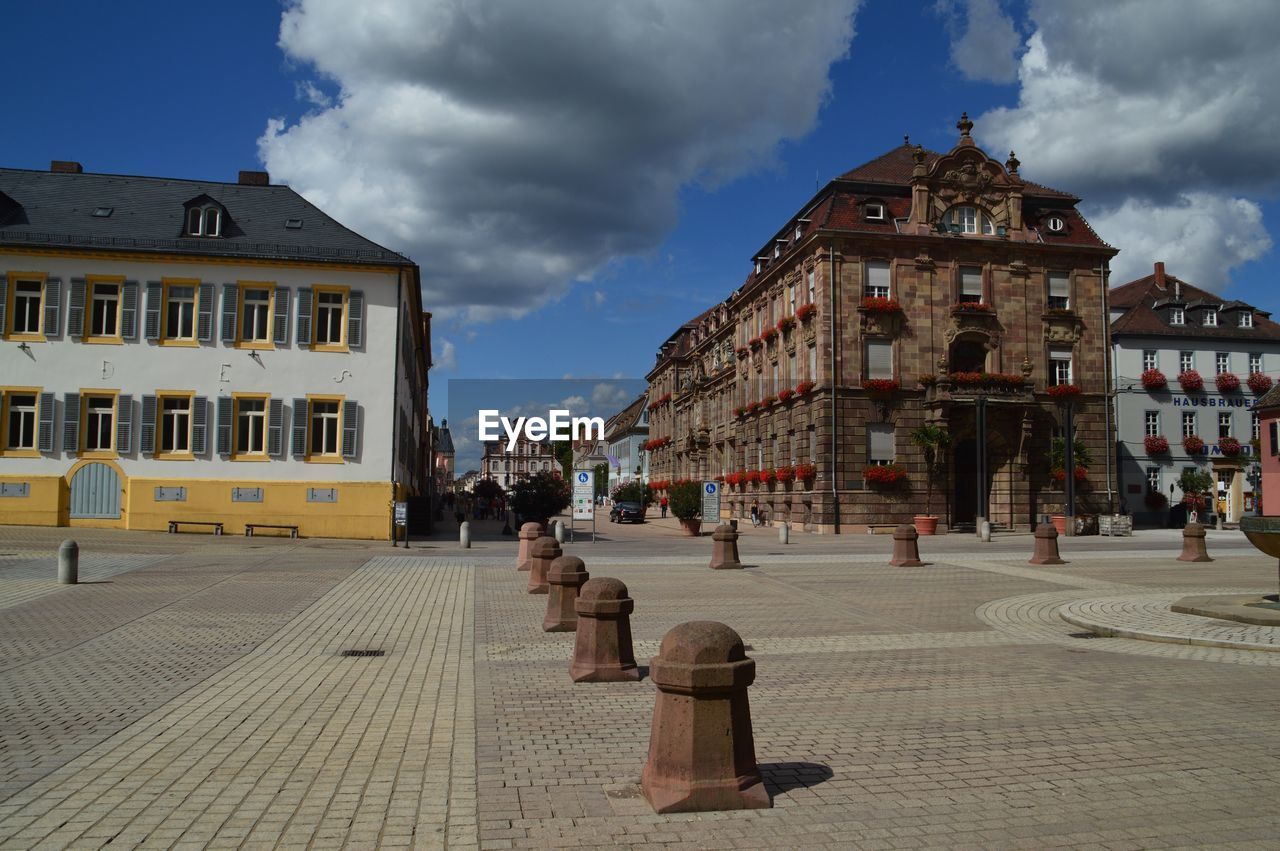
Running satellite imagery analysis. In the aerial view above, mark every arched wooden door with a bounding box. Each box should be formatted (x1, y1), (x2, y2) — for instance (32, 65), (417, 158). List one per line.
(69, 462), (122, 519)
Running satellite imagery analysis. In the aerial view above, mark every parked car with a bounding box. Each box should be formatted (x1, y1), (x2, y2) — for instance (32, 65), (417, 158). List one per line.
(609, 501), (646, 523)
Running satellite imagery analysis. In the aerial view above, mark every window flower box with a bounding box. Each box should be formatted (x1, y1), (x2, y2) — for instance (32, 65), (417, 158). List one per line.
(724, 472), (741, 487)
(860, 296), (902, 313)
(759, 394), (775, 407)
(795, 380), (815, 395)
(776, 388), (794, 403)
(1143, 435), (1170, 455)
(1177, 370), (1203, 392)
(761, 327), (779, 343)
(796, 303), (818, 322)
(1218, 437), (1242, 456)
(951, 301), (994, 313)
(733, 405), (745, 419)
(1248, 372), (1273, 394)
(1182, 435), (1205, 454)
(744, 470), (762, 485)
(864, 378), (899, 397)
(1215, 372), (1240, 392)
(749, 336), (763, 350)
(863, 463), (907, 488)
(776, 315), (796, 332)
(795, 463), (817, 483)
(774, 466), (795, 483)
(759, 469), (775, 485)
(1050, 465), (1089, 483)
(1140, 369), (1167, 390)
(1046, 383), (1082, 401)
(917, 373), (937, 387)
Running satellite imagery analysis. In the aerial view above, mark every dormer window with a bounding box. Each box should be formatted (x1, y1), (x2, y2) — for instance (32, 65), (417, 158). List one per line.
(865, 202), (885, 222)
(1045, 215), (1066, 233)
(1240, 312), (1254, 328)
(942, 205), (994, 235)
(1170, 308), (1184, 326)
(1204, 310), (1218, 327)
(185, 205), (223, 237)
(794, 224), (803, 240)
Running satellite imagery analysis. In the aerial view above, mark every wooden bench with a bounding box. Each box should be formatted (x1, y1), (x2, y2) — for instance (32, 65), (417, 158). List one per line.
(168, 520), (223, 535)
(245, 523), (299, 539)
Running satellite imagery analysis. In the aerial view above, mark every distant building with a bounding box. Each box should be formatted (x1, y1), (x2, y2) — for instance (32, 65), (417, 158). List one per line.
(433, 418), (455, 494)
(481, 434), (556, 490)
(1254, 385), (1280, 515)
(1110, 263), (1280, 524)
(455, 469), (481, 493)
(645, 115), (1117, 532)
(603, 393), (649, 493)
(0, 161), (430, 539)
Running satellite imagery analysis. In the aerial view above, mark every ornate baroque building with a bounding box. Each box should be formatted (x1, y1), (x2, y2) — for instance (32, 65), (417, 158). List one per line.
(645, 116), (1117, 532)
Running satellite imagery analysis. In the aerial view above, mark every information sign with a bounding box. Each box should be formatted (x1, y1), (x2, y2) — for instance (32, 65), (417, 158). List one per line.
(393, 501), (408, 527)
(573, 470), (594, 520)
(701, 481), (721, 526)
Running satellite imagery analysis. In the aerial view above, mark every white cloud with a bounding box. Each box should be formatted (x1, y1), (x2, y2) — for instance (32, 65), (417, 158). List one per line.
(262, 0), (860, 321)
(975, 1), (1280, 288)
(433, 336), (457, 371)
(937, 0), (1021, 84)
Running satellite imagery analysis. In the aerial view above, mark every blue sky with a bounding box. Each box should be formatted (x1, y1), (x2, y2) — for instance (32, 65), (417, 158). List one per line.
(7, 1), (1279, 470)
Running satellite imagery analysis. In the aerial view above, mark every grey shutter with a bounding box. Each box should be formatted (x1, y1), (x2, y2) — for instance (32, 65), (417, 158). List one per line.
(68, 278), (87, 338)
(120, 280), (138, 340)
(1048, 271), (1070, 302)
(341, 400), (359, 459)
(221, 284), (238, 343)
(44, 278), (62, 339)
(216, 395), (233, 456)
(865, 261), (890, 295)
(63, 393), (80, 454)
(296, 288), (313, 346)
(38, 392), (55, 453)
(0, 275), (7, 333)
(960, 266), (983, 298)
(144, 282), (162, 340)
(267, 398), (284, 457)
(347, 290), (364, 349)
(191, 396), (208, 454)
(140, 395), (157, 454)
(273, 286), (290, 345)
(115, 395), (133, 454)
(868, 424), (895, 462)
(866, 340), (893, 379)
(291, 398), (308, 457)
(196, 284), (215, 342)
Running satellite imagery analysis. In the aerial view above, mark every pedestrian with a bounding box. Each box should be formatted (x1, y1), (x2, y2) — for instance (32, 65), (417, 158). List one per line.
(660, 495), (668, 518)
(750, 503), (760, 527)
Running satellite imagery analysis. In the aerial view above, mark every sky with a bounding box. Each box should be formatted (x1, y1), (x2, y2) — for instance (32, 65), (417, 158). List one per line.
(7, 0), (1280, 471)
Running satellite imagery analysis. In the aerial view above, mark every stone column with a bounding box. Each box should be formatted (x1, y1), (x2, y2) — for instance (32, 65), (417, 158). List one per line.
(527, 536), (561, 594)
(544, 556), (589, 632)
(571, 578), (641, 682)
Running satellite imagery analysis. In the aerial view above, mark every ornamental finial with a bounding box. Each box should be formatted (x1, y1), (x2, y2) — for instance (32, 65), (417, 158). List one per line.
(1006, 150), (1020, 174)
(957, 112), (973, 137)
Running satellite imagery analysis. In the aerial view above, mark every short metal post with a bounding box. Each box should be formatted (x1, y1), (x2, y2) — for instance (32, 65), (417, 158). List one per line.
(58, 540), (79, 584)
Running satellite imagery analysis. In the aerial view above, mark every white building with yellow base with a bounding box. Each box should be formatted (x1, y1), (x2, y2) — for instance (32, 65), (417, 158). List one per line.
(0, 162), (429, 539)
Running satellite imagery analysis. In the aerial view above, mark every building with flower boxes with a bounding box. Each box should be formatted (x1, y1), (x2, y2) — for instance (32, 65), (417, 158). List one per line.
(1110, 262), (1280, 525)
(644, 115), (1117, 532)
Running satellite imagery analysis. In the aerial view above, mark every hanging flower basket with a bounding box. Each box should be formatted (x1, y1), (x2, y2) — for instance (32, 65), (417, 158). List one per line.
(1215, 372), (1240, 392)
(1177, 370), (1203, 392)
(776, 315), (796, 332)
(796, 303), (818, 322)
(774, 465), (795, 483)
(761, 327), (779, 343)
(1218, 437), (1242, 456)
(1182, 435), (1205, 454)
(1248, 372), (1273, 394)
(1046, 383), (1082, 401)
(863, 463), (907, 488)
(1143, 435), (1170, 455)
(749, 337), (763, 350)
(864, 378), (900, 397)
(795, 380), (816, 395)
(860, 296), (902, 313)
(1140, 369), (1167, 390)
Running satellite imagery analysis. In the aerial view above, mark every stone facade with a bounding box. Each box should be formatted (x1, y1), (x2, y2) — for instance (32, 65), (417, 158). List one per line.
(481, 434), (556, 490)
(645, 116), (1117, 532)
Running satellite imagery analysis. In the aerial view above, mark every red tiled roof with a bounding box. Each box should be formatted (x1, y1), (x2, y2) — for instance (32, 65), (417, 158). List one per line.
(838, 143), (1077, 200)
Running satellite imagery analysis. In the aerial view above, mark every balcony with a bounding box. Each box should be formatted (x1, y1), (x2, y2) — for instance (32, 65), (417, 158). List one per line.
(924, 372), (1036, 406)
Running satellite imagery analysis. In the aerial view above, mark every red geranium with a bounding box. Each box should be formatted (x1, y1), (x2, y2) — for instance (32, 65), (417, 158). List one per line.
(1248, 372), (1273, 394)
(776, 315), (796, 332)
(1140, 369), (1167, 390)
(795, 380), (815, 395)
(761, 327), (779, 343)
(1218, 437), (1242, 456)
(1050, 466), (1088, 483)
(736, 346), (749, 359)
(1182, 435), (1205, 453)
(744, 470), (762, 484)
(1215, 372), (1240, 392)
(759, 469), (775, 484)
(1178, 370), (1203, 391)
(796, 303), (818, 321)
(1143, 435), (1170, 455)
(860, 296), (902, 313)
(951, 301), (994, 312)
(795, 463), (817, 482)
(863, 463), (907, 487)
(777, 388), (794, 403)
(864, 379), (899, 396)
(1047, 383), (1082, 400)
(774, 466), (795, 483)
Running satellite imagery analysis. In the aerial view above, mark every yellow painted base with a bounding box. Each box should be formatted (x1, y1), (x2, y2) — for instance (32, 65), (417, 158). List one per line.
(0, 475), (397, 540)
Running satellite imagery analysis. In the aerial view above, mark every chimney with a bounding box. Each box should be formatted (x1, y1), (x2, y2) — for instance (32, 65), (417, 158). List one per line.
(51, 161), (83, 174)
(1153, 261), (1166, 290)
(238, 170), (270, 186)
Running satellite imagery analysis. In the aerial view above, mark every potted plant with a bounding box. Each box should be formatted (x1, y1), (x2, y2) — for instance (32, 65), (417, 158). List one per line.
(777, 388), (794, 404)
(509, 470), (571, 528)
(667, 479), (704, 535)
(1143, 435), (1170, 455)
(1218, 437), (1242, 456)
(1247, 372), (1272, 394)
(795, 379), (816, 395)
(909, 424), (952, 534)
(795, 463), (817, 487)
(774, 465), (795, 485)
(796, 303), (817, 322)
(1215, 372), (1240, 392)
(860, 296), (902, 313)
(776, 315), (796, 332)
(864, 378), (900, 397)
(1182, 434), (1205, 454)
(1140, 368), (1167, 390)
(1177, 468), (1214, 516)
(1177, 370), (1204, 392)
(1046, 383), (1082, 402)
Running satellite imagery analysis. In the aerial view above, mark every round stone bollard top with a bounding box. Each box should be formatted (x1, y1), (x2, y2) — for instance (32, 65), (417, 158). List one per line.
(520, 522), (543, 537)
(893, 524), (917, 541)
(1183, 522), (1206, 537)
(576, 577), (634, 616)
(712, 524), (738, 542)
(60, 539), (79, 554)
(548, 555), (589, 585)
(1035, 523), (1058, 539)
(650, 621), (755, 693)
(531, 536), (562, 560)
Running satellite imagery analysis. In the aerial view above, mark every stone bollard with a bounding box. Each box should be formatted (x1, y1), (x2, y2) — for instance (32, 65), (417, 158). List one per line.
(1028, 522), (1065, 565)
(553, 520), (567, 543)
(570, 577), (640, 682)
(980, 520), (991, 543)
(778, 522), (789, 545)
(1177, 522), (1213, 563)
(641, 621), (769, 813)
(527, 536), (561, 594)
(58, 540), (79, 585)
(544, 555), (590, 631)
(889, 524), (923, 567)
(709, 524), (742, 569)
(459, 521), (471, 549)
(516, 522), (543, 571)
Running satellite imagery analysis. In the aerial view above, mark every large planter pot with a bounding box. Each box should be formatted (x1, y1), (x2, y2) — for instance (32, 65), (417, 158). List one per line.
(913, 515), (939, 535)
(679, 517), (702, 537)
(1050, 515), (1068, 535)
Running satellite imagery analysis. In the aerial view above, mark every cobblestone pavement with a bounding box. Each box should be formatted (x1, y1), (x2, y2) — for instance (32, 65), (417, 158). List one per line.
(1, 523), (1278, 849)
(1058, 591), (1280, 651)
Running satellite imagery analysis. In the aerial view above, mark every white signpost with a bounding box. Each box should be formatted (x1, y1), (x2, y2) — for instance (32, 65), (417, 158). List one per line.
(572, 469), (596, 541)
(701, 481), (721, 531)
(393, 501), (408, 547)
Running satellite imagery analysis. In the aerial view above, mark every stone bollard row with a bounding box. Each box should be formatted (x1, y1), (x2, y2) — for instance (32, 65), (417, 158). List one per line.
(544, 556), (589, 631)
(516, 522), (543, 571)
(1177, 522), (1213, 562)
(570, 578), (640, 682)
(527, 536), (560, 594)
(889, 524), (923, 567)
(709, 524), (742, 569)
(1028, 522), (1065, 565)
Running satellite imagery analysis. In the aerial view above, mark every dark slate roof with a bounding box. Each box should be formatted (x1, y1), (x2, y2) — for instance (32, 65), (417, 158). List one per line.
(1110, 269), (1280, 341)
(1253, 381), (1280, 413)
(436, 422), (455, 455)
(604, 393), (648, 441)
(0, 167), (412, 267)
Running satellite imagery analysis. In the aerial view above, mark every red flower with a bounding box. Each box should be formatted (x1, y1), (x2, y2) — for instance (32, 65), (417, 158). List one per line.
(759, 394), (775, 407)
(1248, 372), (1273, 394)
(1215, 372), (1240, 392)
(1183, 435), (1205, 453)
(1140, 369), (1167, 390)
(776, 316), (796, 332)
(1046, 383), (1082, 400)
(759, 469), (775, 484)
(796, 303), (818, 321)
(1050, 465), (1088, 483)
(724, 472), (741, 486)
(864, 378), (899, 396)
(795, 463), (817, 482)
(749, 336), (763, 350)
(777, 388), (794, 403)
(1143, 435), (1170, 455)
(863, 463), (907, 487)
(1218, 437), (1242, 456)
(795, 380), (816, 395)
(745, 470), (762, 484)
(860, 296), (902, 313)
(1178, 370), (1203, 392)
(951, 301), (994, 312)
(774, 466), (795, 483)
(736, 346), (749, 359)
(761, 327), (779, 342)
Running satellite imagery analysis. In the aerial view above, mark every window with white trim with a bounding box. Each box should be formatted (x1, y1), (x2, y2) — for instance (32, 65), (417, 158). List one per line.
(866, 202), (885, 221)
(1252, 411), (1260, 441)
(1171, 308), (1184, 326)
(1216, 352), (1229, 375)
(235, 398), (266, 455)
(1218, 412), (1232, 440)
(1182, 411), (1196, 438)
(5, 393), (36, 450)
(958, 266), (983, 303)
(1142, 350), (1158, 371)
(864, 260), (890, 299)
(1047, 271), (1070, 310)
(1249, 353), (1262, 374)
(1240, 312), (1254, 328)
(1048, 347), (1072, 386)
(11, 280), (43, 336)
(160, 396), (191, 453)
(90, 283), (120, 338)
(241, 288), (271, 343)
(185, 206), (222, 237)
(1145, 411), (1159, 437)
(1204, 310), (1218, 327)
(310, 400), (341, 456)
(315, 291), (345, 346)
(1146, 467), (1160, 494)
(806, 267), (815, 303)
(944, 205), (994, 235)
(1180, 351), (1194, 373)
(164, 285), (196, 341)
(85, 396), (115, 452)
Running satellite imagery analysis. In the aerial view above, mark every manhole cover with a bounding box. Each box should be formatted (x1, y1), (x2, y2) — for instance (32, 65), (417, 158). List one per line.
(340, 649), (386, 657)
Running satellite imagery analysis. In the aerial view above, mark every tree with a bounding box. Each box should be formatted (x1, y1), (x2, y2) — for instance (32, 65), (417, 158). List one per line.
(667, 480), (703, 521)
(1177, 468), (1215, 509)
(612, 480), (652, 506)
(909, 424), (952, 517)
(472, 479), (504, 502)
(593, 462), (609, 498)
(510, 470), (571, 525)
(550, 440), (574, 479)
(1048, 437), (1092, 470)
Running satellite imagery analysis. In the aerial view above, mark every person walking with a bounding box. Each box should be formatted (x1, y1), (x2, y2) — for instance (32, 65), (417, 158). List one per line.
(750, 503), (760, 527)
(659, 495), (668, 518)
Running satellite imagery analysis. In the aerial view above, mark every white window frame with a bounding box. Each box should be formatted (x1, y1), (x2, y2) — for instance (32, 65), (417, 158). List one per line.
(864, 260), (891, 300)
(90, 282), (120, 338)
(1171, 308), (1184, 326)
(1204, 310), (1218, 327)
(1049, 347), (1072, 386)
(1047, 271), (1070, 311)
(241, 287), (272, 343)
(235, 398), (266, 456)
(1142, 350), (1158, 371)
(865, 202), (885, 221)
(315, 291), (345, 346)
(85, 396), (115, 452)
(165, 285), (196, 341)
(1180, 351), (1194, 374)
(1146, 467), (1160, 494)
(1240, 312), (1254, 328)
(1218, 412), (1232, 440)
(310, 400), (341, 456)
(160, 396), (191, 454)
(1144, 411), (1159, 437)
(1216, 352), (1229, 375)
(1249, 353), (1262, 375)
(11, 280), (43, 336)
(1182, 411), (1196, 438)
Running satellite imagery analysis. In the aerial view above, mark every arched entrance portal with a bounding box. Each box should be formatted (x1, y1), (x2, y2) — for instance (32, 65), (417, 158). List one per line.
(69, 462), (122, 519)
(948, 337), (988, 373)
